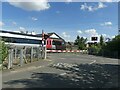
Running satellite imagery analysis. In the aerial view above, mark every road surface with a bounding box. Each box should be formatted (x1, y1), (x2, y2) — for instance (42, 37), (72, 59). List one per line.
(2, 53), (119, 88)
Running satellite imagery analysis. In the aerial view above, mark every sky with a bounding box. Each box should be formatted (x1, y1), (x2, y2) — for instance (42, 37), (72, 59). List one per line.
(0, 0), (119, 42)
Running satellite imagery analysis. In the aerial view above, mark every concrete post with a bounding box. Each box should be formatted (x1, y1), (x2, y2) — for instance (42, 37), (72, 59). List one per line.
(37, 47), (40, 60)
(44, 46), (47, 59)
(31, 47), (33, 62)
(41, 47), (44, 59)
(10, 49), (13, 67)
(24, 47), (27, 63)
(20, 49), (23, 66)
(14, 47), (17, 60)
(8, 49), (11, 69)
(8, 49), (13, 69)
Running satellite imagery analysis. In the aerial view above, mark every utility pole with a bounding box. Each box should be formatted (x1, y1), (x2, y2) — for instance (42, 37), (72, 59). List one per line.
(42, 30), (47, 59)
(42, 30), (44, 59)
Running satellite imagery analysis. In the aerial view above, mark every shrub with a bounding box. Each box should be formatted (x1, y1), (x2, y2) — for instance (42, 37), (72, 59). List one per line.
(88, 45), (101, 55)
(0, 41), (8, 64)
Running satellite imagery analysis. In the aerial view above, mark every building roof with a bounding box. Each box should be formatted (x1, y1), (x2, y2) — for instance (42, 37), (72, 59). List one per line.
(1, 30), (65, 42)
(37, 32), (65, 42)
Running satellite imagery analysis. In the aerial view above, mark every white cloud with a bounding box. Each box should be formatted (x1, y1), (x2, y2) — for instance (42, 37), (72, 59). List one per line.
(77, 30), (82, 34)
(8, 0), (50, 11)
(112, 35), (115, 39)
(0, 21), (4, 27)
(85, 29), (99, 36)
(62, 32), (71, 41)
(102, 34), (107, 37)
(65, 0), (72, 3)
(76, 28), (111, 42)
(100, 0), (112, 2)
(12, 21), (17, 25)
(98, 2), (107, 9)
(80, 3), (88, 11)
(19, 26), (26, 31)
(80, 2), (107, 12)
(31, 17), (38, 21)
(101, 22), (112, 26)
(62, 32), (70, 38)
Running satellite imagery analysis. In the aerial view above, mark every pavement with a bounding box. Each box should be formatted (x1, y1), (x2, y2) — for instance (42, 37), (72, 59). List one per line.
(2, 53), (120, 88)
(2, 58), (53, 76)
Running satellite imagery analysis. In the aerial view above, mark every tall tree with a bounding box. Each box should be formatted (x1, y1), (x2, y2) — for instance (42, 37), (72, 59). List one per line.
(74, 36), (87, 50)
(74, 35), (80, 45)
(100, 35), (104, 46)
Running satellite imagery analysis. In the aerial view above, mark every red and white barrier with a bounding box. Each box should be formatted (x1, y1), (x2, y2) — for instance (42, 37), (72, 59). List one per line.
(47, 50), (87, 53)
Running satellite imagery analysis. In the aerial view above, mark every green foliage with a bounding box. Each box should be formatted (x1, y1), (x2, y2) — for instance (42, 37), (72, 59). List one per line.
(103, 35), (120, 52)
(88, 44), (101, 55)
(88, 35), (105, 55)
(102, 35), (120, 58)
(74, 36), (87, 50)
(100, 35), (104, 46)
(0, 40), (8, 63)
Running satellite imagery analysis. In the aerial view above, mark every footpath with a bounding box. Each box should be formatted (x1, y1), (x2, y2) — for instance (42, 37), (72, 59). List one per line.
(2, 59), (53, 76)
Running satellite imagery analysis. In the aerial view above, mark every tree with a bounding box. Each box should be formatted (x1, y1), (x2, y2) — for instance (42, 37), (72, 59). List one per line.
(74, 35), (80, 45)
(101, 35), (120, 58)
(104, 35), (120, 52)
(100, 35), (104, 46)
(74, 36), (87, 50)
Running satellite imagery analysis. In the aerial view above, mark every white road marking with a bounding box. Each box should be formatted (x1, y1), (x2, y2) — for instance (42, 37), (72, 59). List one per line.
(60, 73), (67, 76)
(60, 58), (66, 60)
(89, 60), (96, 65)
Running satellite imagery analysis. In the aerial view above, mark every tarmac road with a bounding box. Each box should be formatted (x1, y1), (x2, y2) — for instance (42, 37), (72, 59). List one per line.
(2, 53), (119, 88)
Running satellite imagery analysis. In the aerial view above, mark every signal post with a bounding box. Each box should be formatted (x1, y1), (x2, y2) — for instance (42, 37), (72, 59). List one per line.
(42, 30), (49, 59)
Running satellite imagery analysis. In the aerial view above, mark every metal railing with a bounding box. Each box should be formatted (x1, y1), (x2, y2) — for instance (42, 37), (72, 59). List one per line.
(3, 45), (47, 69)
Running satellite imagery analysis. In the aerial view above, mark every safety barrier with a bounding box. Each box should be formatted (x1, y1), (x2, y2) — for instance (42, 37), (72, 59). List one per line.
(47, 50), (88, 53)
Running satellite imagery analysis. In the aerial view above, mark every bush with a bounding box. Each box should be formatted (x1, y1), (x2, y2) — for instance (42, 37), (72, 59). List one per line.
(0, 41), (8, 64)
(88, 45), (101, 55)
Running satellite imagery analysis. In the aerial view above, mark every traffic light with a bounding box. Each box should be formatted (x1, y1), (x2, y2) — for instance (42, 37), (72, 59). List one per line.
(44, 34), (49, 40)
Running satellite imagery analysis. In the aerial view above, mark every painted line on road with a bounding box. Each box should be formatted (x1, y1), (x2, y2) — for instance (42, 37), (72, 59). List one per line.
(60, 73), (67, 76)
(60, 58), (66, 60)
(89, 60), (96, 65)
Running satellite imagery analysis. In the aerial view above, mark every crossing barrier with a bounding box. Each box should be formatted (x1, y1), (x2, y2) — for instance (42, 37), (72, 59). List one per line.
(47, 50), (88, 53)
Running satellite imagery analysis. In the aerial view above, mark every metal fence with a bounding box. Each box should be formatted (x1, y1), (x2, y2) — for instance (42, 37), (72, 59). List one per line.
(3, 45), (46, 69)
